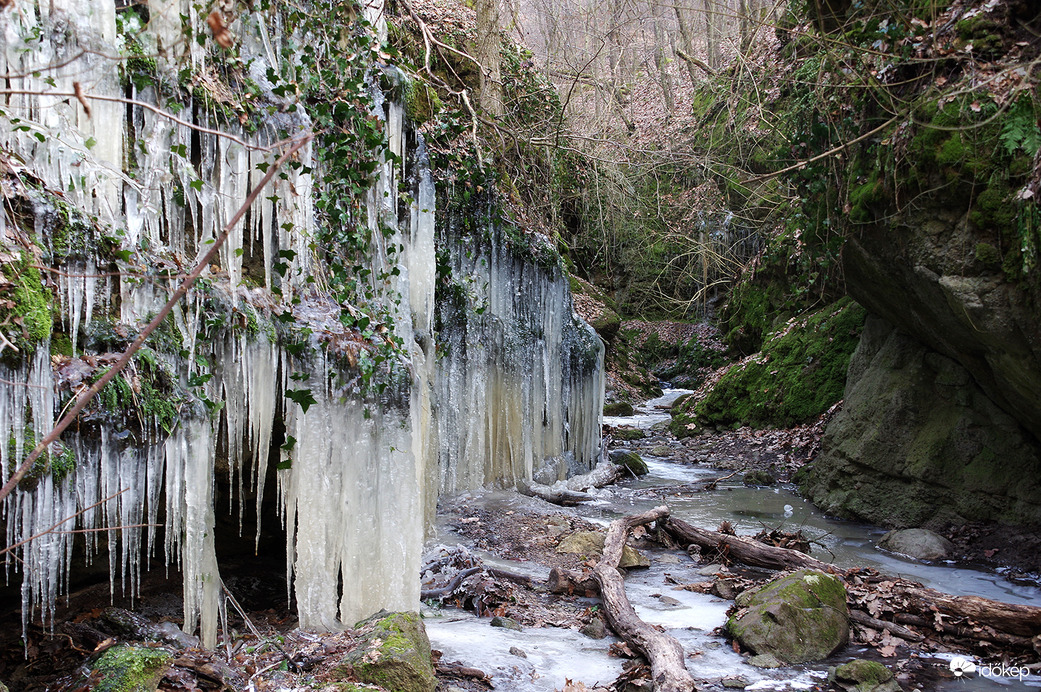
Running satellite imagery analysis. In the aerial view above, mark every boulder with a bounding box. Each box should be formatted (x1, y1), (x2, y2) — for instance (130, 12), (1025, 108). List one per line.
(490, 616), (522, 631)
(743, 470), (775, 486)
(81, 645), (171, 692)
(612, 427), (646, 441)
(829, 659), (901, 692)
(556, 530), (650, 568)
(800, 317), (1041, 527)
(337, 611), (436, 692)
(878, 528), (954, 561)
(727, 569), (849, 663)
(604, 401), (635, 416)
(609, 449), (649, 476)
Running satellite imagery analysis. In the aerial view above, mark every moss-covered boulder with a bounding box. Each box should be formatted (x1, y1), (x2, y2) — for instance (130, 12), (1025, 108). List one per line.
(604, 401), (635, 416)
(556, 530), (650, 568)
(83, 645), (171, 692)
(829, 659), (901, 692)
(612, 427), (646, 441)
(337, 611), (436, 692)
(727, 569), (849, 663)
(801, 316), (1041, 527)
(609, 449), (649, 475)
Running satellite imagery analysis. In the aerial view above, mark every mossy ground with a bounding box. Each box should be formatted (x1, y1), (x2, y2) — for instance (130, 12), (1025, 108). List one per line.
(88, 645), (171, 692)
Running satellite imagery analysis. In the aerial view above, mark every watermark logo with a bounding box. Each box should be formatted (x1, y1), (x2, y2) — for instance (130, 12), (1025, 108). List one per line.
(946, 657), (1027, 681)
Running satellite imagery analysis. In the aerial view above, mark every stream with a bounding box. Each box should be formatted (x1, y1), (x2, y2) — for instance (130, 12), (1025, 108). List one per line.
(425, 390), (1041, 691)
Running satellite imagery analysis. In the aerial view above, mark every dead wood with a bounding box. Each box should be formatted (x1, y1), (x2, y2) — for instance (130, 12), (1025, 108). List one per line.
(547, 567), (599, 597)
(892, 585), (1041, 639)
(849, 609), (924, 642)
(662, 516), (837, 573)
(594, 506), (696, 692)
(566, 460), (626, 492)
(421, 567), (482, 601)
(516, 478), (593, 505)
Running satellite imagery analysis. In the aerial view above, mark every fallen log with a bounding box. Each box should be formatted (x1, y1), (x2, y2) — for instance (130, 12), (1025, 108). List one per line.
(663, 516), (838, 573)
(849, 609), (924, 642)
(566, 460), (626, 492)
(547, 567), (599, 597)
(421, 567), (482, 601)
(893, 585), (1041, 639)
(594, 506), (696, 692)
(516, 478), (592, 506)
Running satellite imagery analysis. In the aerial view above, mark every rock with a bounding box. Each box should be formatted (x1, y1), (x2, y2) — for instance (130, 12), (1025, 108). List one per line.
(649, 445), (673, 457)
(556, 531), (650, 568)
(698, 564), (724, 576)
(711, 578), (741, 600)
(657, 595), (683, 607)
(829, 659), (901, 692)
(82, 645), (172, 692)
(743, 470), (775, 486)
(878, 528), (954, 561)
(747, 653), (783, 668)
(509, 646), (527, 658)
(727, 569), (849, 663)
(490, 616), (523, 631)
(604, 402), (635, 416)
(801, 317), (1041, 527)
(337, 611), (436, 692)
(656, 553), (681, 564)
(0, 682), (7, 692)
(152, 621), (200, 649)
(580, 618), (607, 639)
(609, 449), (649, 476)
(613, 427), (646, 441)
(722, 676), (749, 689)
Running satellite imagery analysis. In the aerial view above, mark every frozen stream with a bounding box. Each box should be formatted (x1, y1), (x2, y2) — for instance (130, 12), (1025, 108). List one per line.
(425, 390), (1041, 691)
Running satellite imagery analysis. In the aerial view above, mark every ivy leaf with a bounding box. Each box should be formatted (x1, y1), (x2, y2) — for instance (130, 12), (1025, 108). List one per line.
(285, 388), (317, 413)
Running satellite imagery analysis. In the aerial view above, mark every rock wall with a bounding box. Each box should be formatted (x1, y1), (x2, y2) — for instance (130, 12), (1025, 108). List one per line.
(801, 316), (1041, 528)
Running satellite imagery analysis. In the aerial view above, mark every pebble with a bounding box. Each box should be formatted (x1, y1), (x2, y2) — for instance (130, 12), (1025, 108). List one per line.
(509, 646), (527, 658)
(490, 616), (523, 631)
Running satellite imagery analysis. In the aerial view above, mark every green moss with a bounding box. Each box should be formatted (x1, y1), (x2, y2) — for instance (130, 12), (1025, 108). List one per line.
(974, 242), (1002, 268)
(89, 645), (171, 692)
(7, 425), (76, 488)
(1, 254), (54, 358)
(692, 298), (866, 428)
(848, 178), (883, 224)
(612, 427), (646, 441)
(339, 612), (436, 692)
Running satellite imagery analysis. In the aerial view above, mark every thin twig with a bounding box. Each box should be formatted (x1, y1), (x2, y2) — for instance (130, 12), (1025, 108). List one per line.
(0, 133), (312, 505)
(0, 489), (128, 557)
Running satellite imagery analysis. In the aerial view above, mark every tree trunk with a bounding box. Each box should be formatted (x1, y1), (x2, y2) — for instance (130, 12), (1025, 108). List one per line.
(702, 0), (718, 69)
(651, 1), (675, 112)
(673, 3), (703, 87)
(594, 507), (696, 692)
(475, 0), (504, 117)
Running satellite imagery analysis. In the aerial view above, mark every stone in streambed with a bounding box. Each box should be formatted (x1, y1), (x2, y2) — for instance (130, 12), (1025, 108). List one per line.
(877, 528), (953, 561)
(81, 645), (172, 692)
(604, 401), (635, 416)
(556, 531), (650, 568)
(608, 449), (649, 475)
(490, 616), (523, 631)
(580, 618), (607, 639)
(829, 659), (902, 692)
(727, 569), (849, 663)
(337, 611), (436, 692)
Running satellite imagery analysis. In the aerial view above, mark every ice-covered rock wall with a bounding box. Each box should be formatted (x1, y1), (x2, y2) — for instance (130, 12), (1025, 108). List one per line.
(0, 0), (602, 645)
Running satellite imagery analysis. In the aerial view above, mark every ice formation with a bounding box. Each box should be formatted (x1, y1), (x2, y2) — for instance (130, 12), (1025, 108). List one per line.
(0, 0), (603, 645)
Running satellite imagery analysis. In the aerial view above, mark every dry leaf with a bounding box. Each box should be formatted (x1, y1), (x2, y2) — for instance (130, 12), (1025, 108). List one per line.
(206, 10), (235, 49)
(73, 82), (91, 117)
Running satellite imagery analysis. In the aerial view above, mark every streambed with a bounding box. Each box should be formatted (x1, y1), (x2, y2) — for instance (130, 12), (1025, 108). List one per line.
(425, 391), (1041, 691)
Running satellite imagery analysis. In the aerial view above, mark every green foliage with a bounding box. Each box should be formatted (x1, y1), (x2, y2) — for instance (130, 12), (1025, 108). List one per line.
(686, 299), (866, 428)
(7, 425), (76, 488)
(88, 350), (182, 435)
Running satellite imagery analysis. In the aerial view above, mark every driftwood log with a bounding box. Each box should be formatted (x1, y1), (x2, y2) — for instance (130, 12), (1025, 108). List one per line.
(594, 506), (696, 692)
(662, 517), (1041, 653)
(517, 460), (629, 506)
(663, 516), (838, 573)
(516, 478), (592, 505)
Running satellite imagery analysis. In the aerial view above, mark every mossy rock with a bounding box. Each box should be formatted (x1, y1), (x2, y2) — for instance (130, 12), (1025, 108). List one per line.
(604, 401), (635, 416)
(84, 644), (171, 692)
(612, 427), (646, 441)
(727, 569), (849, 663)
(556, 530), (650, 568)
(608, 449), (649, 476)
(743, 470), (775, 486)
(830, 659), (901, 692)
(337, 611), (436, 692)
